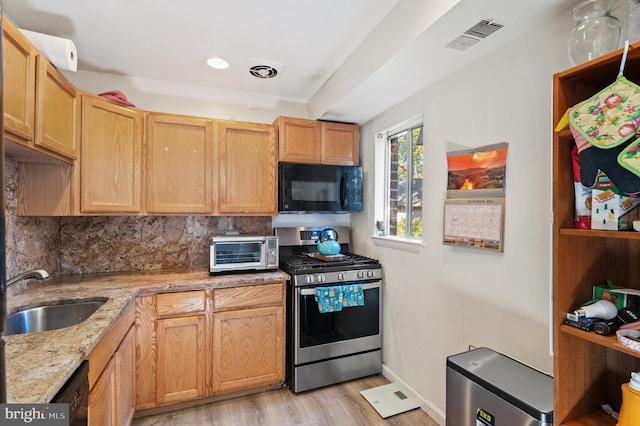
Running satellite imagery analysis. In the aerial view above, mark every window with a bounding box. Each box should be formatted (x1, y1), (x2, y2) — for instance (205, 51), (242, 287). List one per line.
(379, 120), (423, 239)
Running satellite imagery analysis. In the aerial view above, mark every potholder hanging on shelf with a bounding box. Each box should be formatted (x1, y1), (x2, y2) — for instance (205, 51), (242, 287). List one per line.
(569, 74), (640, 150)
(618, 138), (640, 177)
(568, 41), (640, 192)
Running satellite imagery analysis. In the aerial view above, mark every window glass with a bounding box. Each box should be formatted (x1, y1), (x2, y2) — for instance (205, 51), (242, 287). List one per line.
(385, 124), (423, 238)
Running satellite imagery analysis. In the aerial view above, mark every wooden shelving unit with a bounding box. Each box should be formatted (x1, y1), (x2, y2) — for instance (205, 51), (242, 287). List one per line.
(553, 42), (640, 426)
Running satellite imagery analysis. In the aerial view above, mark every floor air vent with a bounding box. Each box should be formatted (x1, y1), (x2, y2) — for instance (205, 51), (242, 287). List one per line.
(446, 19), (504, 51)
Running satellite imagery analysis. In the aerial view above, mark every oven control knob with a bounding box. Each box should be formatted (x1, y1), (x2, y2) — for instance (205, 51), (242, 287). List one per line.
(367, 270), (375, 278)
(305, 275), (315, 284)
(316, 274), (325, 283)
(357, 271), (365, 279)
(337, 272), (345, 281)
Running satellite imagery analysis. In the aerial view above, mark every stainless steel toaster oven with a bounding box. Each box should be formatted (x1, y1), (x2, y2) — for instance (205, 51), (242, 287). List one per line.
(209, 235), (278, 273)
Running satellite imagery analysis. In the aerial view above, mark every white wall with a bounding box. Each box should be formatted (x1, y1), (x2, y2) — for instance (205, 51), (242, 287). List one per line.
(350, 8), (575, 423)
(63, 70), (308, 124)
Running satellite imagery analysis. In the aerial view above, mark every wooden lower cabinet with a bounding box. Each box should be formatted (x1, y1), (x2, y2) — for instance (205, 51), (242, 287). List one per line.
(117, 328), (136, 426)
(134, 280), (285, 411)
(88, 325), (135, 426)
(212, 305), (284, 394)
(89, 356), (116, 426)
(156, 315), (207, 404)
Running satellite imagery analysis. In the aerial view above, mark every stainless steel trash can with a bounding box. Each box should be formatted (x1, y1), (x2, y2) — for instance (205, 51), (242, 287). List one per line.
(446, 347), (553, 426)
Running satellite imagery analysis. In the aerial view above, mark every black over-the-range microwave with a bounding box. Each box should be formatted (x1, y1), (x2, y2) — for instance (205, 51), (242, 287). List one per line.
(278, 162), (363, 213)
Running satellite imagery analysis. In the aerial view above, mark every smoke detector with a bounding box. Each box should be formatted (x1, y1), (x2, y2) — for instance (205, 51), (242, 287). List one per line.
(248, 60), (283, 79)
(446, 19), (504, 51)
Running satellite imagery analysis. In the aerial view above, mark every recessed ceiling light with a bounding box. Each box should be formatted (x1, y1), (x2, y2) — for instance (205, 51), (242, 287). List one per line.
(206, 57), (230, 70)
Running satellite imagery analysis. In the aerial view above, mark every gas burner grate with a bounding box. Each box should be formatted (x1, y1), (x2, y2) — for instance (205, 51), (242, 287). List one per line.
(279, 253), (380, 274)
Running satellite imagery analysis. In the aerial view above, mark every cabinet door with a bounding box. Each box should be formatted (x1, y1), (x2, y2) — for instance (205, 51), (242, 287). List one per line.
(134, 296), (156, 410)
(3, 16), (36, 143)
(89, 357), (116, 426)
(216, 120), (277, 215)
(116, 327), (136, 426)
(212, 305), (284, 394)
(81, 94), (143, 213)
(146, 114), (214, 213)
(321, 121), (359, 166)
(156, 315), (207, 404)
(276, 116), (321, 163)
(35, 57), (79, 160)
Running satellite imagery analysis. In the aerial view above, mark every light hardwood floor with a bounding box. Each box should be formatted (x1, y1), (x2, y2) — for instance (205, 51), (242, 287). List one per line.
(133, 375), (440, 426)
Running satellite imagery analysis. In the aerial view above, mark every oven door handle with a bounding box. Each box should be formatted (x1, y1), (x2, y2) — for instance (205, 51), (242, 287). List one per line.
(299, 282), (380, 296)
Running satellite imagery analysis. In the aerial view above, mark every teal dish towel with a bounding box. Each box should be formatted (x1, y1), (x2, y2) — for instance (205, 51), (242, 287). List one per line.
(315, 286), (343, 313)
(342, 284), (365, 307)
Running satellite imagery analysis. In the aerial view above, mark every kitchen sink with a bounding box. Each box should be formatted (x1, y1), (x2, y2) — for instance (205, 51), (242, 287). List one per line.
(3, 299), (107, 336)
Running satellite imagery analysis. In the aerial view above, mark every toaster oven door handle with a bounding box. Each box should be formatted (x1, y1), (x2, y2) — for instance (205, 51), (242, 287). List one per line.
(300, 282), (380, 296)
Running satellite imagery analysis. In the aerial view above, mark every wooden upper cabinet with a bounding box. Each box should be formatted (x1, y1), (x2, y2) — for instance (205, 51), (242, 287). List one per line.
(3, 17), (36, 143)
(81, 93), (143, 213)
(275, 116), (359, 165)
(146, 113), (214, 214)
(321, 121), (359, 166)
(216, 120), (277, 215)
(2, 17), (78, 162)
(35, 58), (79, 160)
(275, 116), (321, 163)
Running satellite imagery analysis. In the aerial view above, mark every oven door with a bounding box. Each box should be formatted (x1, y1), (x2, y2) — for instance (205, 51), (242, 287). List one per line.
(294, 280), (381, 365)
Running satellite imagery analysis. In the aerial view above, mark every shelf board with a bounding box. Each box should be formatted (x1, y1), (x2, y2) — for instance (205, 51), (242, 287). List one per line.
(561, 325), (640, 359)
(559, 228), (640, 240)
(556, 128), (572, 139)
(561, 410), (616, 425)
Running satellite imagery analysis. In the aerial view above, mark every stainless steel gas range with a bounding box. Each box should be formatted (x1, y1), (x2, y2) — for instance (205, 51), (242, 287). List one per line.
(275, 226), (382, 393)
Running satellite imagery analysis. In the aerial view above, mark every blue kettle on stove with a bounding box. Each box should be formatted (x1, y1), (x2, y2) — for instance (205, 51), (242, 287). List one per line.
(316, 227), (341, 255)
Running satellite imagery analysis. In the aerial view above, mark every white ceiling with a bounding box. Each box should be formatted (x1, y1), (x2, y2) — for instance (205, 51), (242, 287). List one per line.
(4, 0), (581, 124)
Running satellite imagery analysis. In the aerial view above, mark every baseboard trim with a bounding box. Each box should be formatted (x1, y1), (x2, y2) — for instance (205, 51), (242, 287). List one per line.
(381, 364), (445, 425)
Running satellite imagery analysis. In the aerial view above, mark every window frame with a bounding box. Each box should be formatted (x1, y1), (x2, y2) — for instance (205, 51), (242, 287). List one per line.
(374, 115), (423, 246)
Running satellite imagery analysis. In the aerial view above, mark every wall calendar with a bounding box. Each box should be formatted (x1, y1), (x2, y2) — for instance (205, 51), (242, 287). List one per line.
(443, 198), (505, 252)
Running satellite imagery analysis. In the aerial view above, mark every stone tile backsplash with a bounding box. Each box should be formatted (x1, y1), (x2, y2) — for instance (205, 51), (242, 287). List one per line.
(60, 215), (271, 274)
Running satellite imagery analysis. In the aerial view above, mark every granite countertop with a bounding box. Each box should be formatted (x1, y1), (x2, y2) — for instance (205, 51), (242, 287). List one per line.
(4, 269), (290, 403)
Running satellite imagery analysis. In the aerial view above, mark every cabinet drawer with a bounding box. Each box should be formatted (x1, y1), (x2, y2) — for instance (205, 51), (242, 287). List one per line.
(213, 282), (284, 311)
(156, 290), (206, 317)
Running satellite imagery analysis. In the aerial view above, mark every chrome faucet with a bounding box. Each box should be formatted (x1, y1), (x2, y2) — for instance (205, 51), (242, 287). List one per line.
(5, 269), (50, 288)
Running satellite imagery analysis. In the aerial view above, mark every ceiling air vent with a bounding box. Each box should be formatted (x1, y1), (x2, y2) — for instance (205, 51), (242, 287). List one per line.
(446, 19), (504, 51)
(250, 65), (278, 79)
(248, 60), (284, 80)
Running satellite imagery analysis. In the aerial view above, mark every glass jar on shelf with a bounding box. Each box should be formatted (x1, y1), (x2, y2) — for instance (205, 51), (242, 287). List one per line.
(567, 0), (621, 66)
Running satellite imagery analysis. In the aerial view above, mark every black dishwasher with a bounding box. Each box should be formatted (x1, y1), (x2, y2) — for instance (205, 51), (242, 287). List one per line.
(52, 361), (89, 426)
